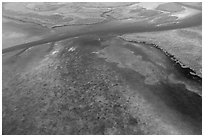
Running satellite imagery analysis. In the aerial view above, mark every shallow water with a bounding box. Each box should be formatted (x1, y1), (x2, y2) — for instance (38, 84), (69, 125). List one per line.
(2, 13), (202, 53)
(54, 35), (201, 134)
(91, 36), (202, 134)
(2, 17), (51, 49)
(2, 6), (202, 134)
(2, 32), (202, 134)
